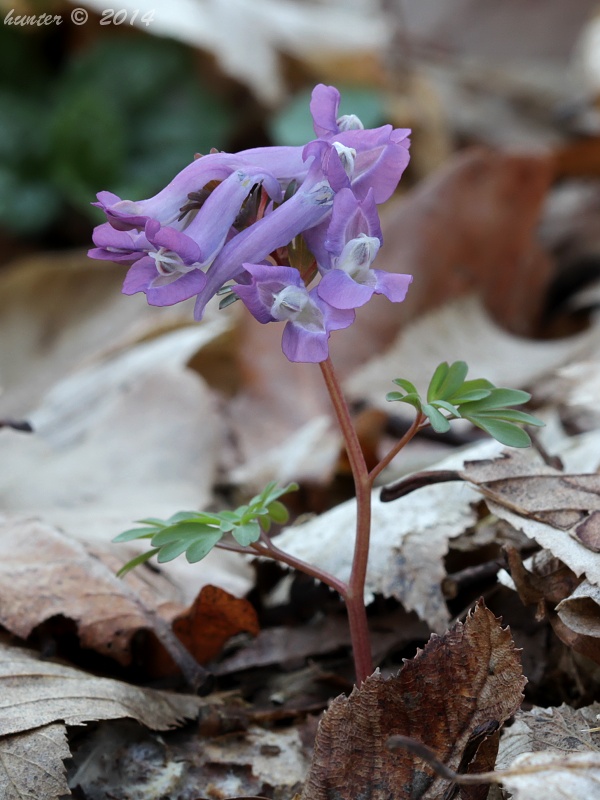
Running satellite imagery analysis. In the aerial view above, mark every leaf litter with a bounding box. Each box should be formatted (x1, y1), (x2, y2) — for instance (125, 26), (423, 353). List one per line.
(5, 7), (600, 797)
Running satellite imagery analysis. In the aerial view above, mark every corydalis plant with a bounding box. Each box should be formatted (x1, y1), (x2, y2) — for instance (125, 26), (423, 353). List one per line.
(91, 85), (542, 685)
(89, 84), (412, 362)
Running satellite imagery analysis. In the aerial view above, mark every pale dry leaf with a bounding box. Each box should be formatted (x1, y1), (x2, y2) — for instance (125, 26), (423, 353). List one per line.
(345, 294), (600, 413)
(204, 726), (309, 789)
(0, 254), (200, 420)
(497, 702), (600, 769)
(556, 580), (600, 636)
(0, 364), (223, 542)
(0, 641), (203, 736)
(275, 474), (480, 632)
(0, 723), (71, 800)
(500, 751), (600, 800)
(301, 601), (525, 800)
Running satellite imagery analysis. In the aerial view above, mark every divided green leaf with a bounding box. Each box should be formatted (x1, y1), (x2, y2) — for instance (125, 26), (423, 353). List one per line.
(114, 482), (298, 575)
(388, 361), (544, 448)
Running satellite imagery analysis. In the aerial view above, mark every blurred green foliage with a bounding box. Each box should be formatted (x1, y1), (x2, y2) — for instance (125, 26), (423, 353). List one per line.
(0, 27), (236, 237)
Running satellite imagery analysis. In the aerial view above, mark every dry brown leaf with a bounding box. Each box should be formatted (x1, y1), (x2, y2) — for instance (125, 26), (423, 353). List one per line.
(0, 723), (71, 800)
(300, 601), (525, 800)
(147, 585), (260, 676)
(0, 516), (186, 666)
(0, 641), (203, 736)
(500, 751), (600, 799)
(348, 147), (553, 341)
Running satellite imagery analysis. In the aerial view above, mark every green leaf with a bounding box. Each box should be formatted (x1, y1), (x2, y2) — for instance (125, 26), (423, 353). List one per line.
(156, 539), (194, 563)
(113, 526), (160, 543)
(470, 417), (532, 448)
(151, 522), (218, 547)
(435, 361), (469, 401)
(470, 409), (545, 426)
(460, 388), (532, 412)
(427, 362), (450, 402)
(232, 522), (262, 546)
(386, 392), (422, 409)
(116, 548), (161, 578)
(422, 403), (451, 433)
(391, 378), (418, 395)
(267, 500), (290, 524)
(448, 388), (492, 404)
(431, 399), (461, 417)
(232, 522), (261, 546)
(185, 529), (225, 563)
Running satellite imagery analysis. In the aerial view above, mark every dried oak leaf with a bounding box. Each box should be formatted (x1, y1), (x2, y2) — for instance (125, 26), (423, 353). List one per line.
(300, 600), (525, 800)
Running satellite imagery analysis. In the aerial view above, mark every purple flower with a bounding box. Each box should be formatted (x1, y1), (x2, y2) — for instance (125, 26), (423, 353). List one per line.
(91, 169), (284, 306)
(310, 84), (365, 138)
(192, 161), (335, 320)
(94, 147), (306, 231)
(233, 264), (354, 362)
(91, 219), (207, 306)
(317, 188), (412, 310)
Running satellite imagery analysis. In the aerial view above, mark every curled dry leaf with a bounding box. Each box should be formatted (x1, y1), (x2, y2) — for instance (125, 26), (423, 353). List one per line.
(301, 601), (525, 800)
(147, 585), (260, 676)
(0, 516), (181, 666)
(0, 517), (254, 676)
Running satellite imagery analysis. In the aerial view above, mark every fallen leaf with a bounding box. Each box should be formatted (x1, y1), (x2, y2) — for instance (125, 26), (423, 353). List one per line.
(148, 585), (260, 676)
(0, 641), (203, 800)
(497, 702), (600, 767)
(495, 703), (600, 799)
(0, 640), (202, 736)
(500, 751), (600, 800)
(274, 468), (481, 631)
(300, 601), (525, 800)
(0, 724), (71, 800)
(0, 516), (184, 666)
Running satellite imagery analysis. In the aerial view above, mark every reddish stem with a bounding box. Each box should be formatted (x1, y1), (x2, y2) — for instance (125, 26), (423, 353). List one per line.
(320, 357), (374, 684)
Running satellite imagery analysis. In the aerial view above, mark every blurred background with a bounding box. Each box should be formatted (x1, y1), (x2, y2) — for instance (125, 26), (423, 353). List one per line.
(0, 0), (599, 262)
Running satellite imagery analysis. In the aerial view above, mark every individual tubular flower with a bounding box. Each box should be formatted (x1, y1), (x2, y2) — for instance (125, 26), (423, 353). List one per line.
(94, 146), (307, 231)
(233, 264), (355, 363)
(91, 169), (282, 306)
(317, 188), (412, 310)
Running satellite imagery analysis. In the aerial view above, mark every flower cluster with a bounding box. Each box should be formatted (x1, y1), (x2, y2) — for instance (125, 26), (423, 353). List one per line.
(89, 85), (412, 362)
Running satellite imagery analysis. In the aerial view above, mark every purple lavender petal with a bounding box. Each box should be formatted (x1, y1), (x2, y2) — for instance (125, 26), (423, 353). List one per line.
(194, 165), (334, 320)
(324, 188), (382, 259)
(310, 84), (341, 138)
(281, 323), (329, 363)
(317, 269), (375, 309)
(96, 147), (308, 230)
(146, 221), (202, 264)
(373, 270), (413, 302)
(145, 269), (207, 306)
(122, 258), (158, 295)
(90, 224), (150, 264)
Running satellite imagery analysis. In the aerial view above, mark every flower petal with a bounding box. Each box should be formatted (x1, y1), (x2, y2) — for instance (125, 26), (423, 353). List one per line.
(317, 269), (375, 309)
